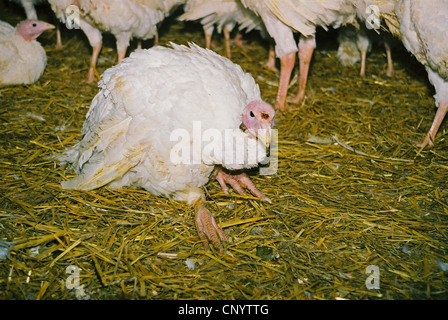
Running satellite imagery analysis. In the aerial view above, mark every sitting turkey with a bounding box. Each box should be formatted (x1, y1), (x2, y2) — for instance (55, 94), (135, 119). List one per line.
(9, 0), (63, 47)
(58, 43), (275, 252)
(0, 20), (54, 86)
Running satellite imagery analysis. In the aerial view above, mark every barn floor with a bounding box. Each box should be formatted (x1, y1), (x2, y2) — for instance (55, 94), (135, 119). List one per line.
(1, 3), (448, 300)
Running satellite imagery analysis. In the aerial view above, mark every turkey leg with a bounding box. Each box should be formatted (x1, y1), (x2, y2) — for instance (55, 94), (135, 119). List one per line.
(214, 167), (271, 203)
(264, 42), (279, 73)
(233, 31), (257, 51)
(56, 25), (63, 48)
(195, 167), (271, 252)
(275, 51), (295, 111)
(205, 32), (212, 49)
(154, 31), (159, 47)
(416, 99), (448, 148)
(360, 48), (367, 77)
(233, 31), (244, 48)
(87, 41), (102, 83)
(195, 202), (228, 252)
(117, 49), (127, 64)
(223, 26), (232, 59)
(290, 36), (315, 105)
(384, 41), (394, 77)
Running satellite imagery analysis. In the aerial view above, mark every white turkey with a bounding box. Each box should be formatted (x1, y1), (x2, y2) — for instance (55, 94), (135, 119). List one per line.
(240, 0), (400, 111)
(58, 43), (275, 252)
(0, 19), (54, 86)
(389, 0), (448, 147)
(240, 0), (362, 111)
(337, 24), (394, 77)
(48, 0), (185, 83)
(178, 0), (269, 60)
(9, 0), (63, 47)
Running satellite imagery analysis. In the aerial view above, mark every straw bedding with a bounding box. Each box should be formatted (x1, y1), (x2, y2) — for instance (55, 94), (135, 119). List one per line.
(1, 3), (447, 300)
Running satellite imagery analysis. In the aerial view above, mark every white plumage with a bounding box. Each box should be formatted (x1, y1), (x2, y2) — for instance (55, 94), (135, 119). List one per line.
(241, 0), (359, 111)
(48, 0), (185, 82)
(241, 0), (447, 145)
(240, 0), (402, 111)
(391, 0), (448, 146)
(10, 0), (64, 48)
(179, 0), (267, 59)
(59, 43), (274, 251)
(0, 20), (53, 86)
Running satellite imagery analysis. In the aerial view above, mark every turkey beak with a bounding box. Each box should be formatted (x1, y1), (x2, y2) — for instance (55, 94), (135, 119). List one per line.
(43, 23), (55, 31)
(257, 125), (272, 148)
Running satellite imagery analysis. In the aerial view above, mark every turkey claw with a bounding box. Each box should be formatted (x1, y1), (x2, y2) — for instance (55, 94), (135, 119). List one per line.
(415, 135), (434, 149)
(214, 168), (271, 203)
(195, 204), (228, 252)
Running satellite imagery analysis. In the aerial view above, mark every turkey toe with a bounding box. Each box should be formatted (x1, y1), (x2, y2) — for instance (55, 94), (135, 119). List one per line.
(195, 203), (228, 252)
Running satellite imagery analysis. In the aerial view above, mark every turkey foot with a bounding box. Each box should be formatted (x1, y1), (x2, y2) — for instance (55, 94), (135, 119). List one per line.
(195, 203), (228, 252)
(233, 31), (257, 50)
(264, 43), (279, 73)
(415, 100), (448, 148)
(87, 41), (102, 83)
(214, 168), (272, 203)
(384, 41), (394, 77)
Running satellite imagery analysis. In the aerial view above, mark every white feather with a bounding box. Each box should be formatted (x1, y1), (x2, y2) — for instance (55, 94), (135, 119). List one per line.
(395, 0), (448, 106)
(0, 20), (47, 86)
(60, 43), (267, 205)
(179, 0), (266, 37)
(48, 0), (185, 53)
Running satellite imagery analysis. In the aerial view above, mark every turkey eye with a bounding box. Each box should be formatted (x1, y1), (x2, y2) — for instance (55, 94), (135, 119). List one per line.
(249, 111), (255, 117)
(32, 23), (37, 27)
(261, 113), (269, 119)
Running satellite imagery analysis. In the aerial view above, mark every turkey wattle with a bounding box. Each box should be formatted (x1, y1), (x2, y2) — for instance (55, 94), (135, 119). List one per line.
(58, 43), (275, 252)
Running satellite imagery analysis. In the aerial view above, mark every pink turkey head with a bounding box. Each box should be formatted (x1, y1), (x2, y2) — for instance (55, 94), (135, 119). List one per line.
(16, 20), (55, 42)
(242, 100), (275, 147)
